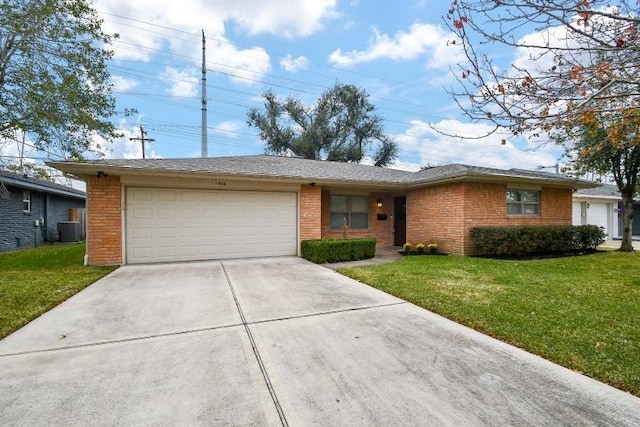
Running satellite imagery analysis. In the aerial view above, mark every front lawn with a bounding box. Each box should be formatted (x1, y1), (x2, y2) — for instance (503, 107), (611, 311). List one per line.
(339, 251), (640, 396)
(0, 244), (116, 339)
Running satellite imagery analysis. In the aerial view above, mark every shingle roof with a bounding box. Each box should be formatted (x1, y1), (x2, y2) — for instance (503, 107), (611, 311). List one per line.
(575, 183), (621, 198)
(47, 155), (596, 189)
(0, 169), (85, 198)
(408, 163), (590, 187)
(75, 155), (415, 184)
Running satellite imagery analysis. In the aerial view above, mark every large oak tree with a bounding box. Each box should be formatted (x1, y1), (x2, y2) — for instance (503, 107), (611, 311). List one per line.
(0, 0), (118, 163)
(247, 83), (398, 167)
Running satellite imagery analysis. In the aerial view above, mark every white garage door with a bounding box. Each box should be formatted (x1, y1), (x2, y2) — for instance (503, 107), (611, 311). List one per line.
(126, 188), (297, 264)
(587, 202), (610, 236)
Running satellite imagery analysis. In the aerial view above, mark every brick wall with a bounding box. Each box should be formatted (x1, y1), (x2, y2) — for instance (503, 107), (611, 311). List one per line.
(45, 194), (85, 241)
(300, 185), (322, 240)
(320, 190), (394, 246)
(0, 186), (85, 252)
(406, 183), (466, 254)
(461, 183), (573, 254)
(406, 182), (574, 255)
(86, 175), (122, 265)
(0, 186), (45, 251)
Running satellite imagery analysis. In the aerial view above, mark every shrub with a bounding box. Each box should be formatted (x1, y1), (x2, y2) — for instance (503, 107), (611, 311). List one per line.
(403, 242), (413, 255)
(470, 225), (605, 256)
(301, 238), (376, 263)
(574, 225), (607, 251)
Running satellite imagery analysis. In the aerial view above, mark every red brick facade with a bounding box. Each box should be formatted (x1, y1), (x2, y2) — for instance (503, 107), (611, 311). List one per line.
(405, 182), (573, 255)
(320, 190), (394, 246)
(86, 175), (122, 265)
(300, 185), (322, 240)
(84, 175), (574, 265)
(406, 183), (466, 255)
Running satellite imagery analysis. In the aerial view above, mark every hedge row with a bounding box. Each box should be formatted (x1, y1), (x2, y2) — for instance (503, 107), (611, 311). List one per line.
(301, 238), (376, 263)
(469, 225), (606, 255)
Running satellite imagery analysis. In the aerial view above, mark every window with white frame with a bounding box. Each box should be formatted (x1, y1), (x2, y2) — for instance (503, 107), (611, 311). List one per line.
(507, 190), (540, 215)
(330, 195), (369, 229)
(22, 190), (31, 213)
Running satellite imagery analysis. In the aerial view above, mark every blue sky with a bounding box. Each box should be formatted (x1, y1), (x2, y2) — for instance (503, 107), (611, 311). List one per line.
(12, 0), (567, 174)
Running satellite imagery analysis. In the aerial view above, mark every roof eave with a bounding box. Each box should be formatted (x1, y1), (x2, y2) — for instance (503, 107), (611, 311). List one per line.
(407, 172), (598, 189)
(0, 174), (85, 199)
(46, 161), (408, 189)
(573, 194), (621, 201)
(47, 161), (597, 191)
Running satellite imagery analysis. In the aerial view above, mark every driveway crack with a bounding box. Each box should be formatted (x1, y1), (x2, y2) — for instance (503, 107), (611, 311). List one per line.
(220, 261), (289, 427)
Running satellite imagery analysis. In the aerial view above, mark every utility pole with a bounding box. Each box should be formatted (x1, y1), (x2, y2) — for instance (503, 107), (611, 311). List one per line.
(129, 125), (155, 159)
(201, 29), (208, 158)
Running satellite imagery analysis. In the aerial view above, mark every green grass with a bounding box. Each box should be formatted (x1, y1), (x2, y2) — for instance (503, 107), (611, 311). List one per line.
(339, 251), (640, 396)
(0, 244), (116, 339)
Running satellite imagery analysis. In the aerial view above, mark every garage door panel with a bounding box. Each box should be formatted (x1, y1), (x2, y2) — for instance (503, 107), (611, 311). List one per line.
(126, 188), (297, 264)
(156, 227), (176, 238)
(157, 190), (177, 201)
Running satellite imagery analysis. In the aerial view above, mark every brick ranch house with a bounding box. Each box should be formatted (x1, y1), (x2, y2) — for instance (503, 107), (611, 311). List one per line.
(48, 155), (596, 266)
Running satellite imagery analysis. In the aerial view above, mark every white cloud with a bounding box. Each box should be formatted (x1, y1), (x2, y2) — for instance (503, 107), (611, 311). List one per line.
(280, 54), (310, 72)
(159, 67), (198, 97)
(223, 0), (338, 37)
(97, 0), (336, 85)
(511, 8), (621, 79)
(208, 42), (271, 86)
(328, 22), (463, 68)
(111, 75), (139, 92)
(93, 124), (161, 160)
(394, 119), (562, 170)
(213, 121), (243, 139)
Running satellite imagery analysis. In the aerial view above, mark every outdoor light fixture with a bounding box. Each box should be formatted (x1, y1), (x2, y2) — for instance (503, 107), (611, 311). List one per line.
(96, 171), (108, 178)
(376, 199), (383, 208)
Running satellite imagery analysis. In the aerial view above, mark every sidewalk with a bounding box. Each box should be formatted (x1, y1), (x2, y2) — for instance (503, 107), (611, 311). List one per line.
(323, 246), (402, 270)
(601, 240), (640, 250)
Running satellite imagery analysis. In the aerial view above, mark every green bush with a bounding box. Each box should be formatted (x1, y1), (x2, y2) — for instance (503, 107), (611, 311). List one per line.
(574, 225), (608, 251)
(301, 238), (377, 263)
(470, 225), (605, 256)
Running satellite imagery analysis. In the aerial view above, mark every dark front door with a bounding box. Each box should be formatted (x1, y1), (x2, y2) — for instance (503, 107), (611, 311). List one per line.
(394, 196), (406, 246)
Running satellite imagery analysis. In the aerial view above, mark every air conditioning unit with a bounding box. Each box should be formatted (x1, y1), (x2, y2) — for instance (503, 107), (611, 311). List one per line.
(58, 221), (81, 242)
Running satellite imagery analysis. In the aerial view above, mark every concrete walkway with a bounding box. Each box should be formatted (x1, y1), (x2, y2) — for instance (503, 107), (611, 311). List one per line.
(601, 239), (640, 250)
(323, 245), (402, 270)
(1, 257), (639, 426)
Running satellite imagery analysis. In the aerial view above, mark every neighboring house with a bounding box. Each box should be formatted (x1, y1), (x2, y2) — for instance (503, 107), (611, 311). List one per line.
(0, 170), (86, 253)
(48, 155), (596, 266)
(573, 184), (640, 240)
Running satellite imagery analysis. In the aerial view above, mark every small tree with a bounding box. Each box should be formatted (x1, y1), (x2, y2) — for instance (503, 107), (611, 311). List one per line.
(560, 107), (639, 251)
(0, 0), (119, 162)
(444, 0), (640, 251)
(247, 83), (398, 166)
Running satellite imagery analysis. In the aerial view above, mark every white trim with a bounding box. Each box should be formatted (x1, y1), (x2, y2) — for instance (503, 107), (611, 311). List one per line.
(22, 190), (31, 213)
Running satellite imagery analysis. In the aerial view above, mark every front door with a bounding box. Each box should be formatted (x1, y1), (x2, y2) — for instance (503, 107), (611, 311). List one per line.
(394, 196), (406, 246)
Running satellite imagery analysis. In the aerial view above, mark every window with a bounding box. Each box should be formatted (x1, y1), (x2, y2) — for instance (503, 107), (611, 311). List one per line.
(22, 190), (31, 213)
(331, 195), (369, 229)
(507, 190), (540, 215)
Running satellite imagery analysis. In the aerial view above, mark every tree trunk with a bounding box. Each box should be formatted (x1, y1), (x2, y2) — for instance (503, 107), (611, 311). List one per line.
(619, 194), (635, 252)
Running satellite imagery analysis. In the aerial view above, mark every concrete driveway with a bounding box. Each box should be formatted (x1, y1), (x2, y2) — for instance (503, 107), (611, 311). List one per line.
(1, 257), (639, 426)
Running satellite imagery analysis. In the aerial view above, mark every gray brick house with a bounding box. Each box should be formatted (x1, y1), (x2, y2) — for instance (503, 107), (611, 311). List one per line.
(0, 170), (85, 252)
